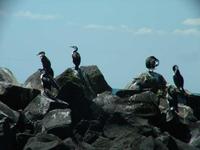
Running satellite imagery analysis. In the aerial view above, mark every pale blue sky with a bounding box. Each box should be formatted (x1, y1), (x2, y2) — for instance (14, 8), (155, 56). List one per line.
(0, 0), (200, 92)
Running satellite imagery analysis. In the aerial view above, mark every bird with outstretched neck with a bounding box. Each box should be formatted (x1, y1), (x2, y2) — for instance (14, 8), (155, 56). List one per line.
(70, 46), (81, 71)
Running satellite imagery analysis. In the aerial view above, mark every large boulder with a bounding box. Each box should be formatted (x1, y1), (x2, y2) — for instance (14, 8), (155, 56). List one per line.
(0, 82), (40, 110)
(56, 81), (93, 125)
(0, 67), (18, 85)
(40, 109), (72, 139)
(92, 91), (161, 125)
(24, 94), (68, 121)
(56, 65), (111, 100)
(24, 70), (42, 90)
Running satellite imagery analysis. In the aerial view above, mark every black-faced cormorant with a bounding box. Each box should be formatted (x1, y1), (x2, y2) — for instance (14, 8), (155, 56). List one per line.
(70, 46), (81, 70)
(172, 65), (184, 92)
(145, 56), (159, 72)
(37, 51), (54, 77)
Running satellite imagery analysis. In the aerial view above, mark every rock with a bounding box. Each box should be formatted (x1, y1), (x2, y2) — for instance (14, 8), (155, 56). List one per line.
(0, 67), (18, 85)
(92, 136), (112, 150)
(24, 70), (42, 90)
(128, 91), (160, 118)
(40, 109), (72, 139)
(73, 120), (103, 144)
(56, 65), (111, 100)
(93, 91), (161, 125)
(116, 89), (142, 98)
(0, 82), (40, 110)
(79, 65), (111, 96)
(0, 117), (17, 150)
(57, 81), (93, 125)
(57, 137), (95, 150)
(173, 137), (199, 150)
(104, 129), (162, 150)
(163, 111), (191, 143)
(187, 93), (200, 119)
(24, 94), (68, 121)
(127, 71), (167, 94)
(0, 101), (19, 123)
(178, 104), (197, 124)
(23, 133), (62, 150)
(189, 121), (200, 149)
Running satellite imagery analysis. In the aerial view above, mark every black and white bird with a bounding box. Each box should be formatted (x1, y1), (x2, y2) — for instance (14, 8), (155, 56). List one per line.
(39, 69), (60, 96)
(172, 65), (185, 92)
(70, 46), (81, 70)
(37, 51), (54, 77)
(145, 56), (159, 72)
(37, 51), (60, 97)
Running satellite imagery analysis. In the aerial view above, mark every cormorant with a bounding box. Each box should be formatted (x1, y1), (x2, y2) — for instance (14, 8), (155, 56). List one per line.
(37, 51), (60, 97)
(145, 56), (159, 72)
(70, 46), (81, 70)
(172, 65), (184, 92)
(39, 69), (60, 96)
(37, 51), (54, 77)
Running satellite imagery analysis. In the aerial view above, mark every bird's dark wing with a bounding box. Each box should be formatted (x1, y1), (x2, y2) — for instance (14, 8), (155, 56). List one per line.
(173, 73), (184, 89)
(173, 74), (180, 88)
(72, 52), (81, 66)
(41, 56), (51, 69)
(179, 74), (184, 88)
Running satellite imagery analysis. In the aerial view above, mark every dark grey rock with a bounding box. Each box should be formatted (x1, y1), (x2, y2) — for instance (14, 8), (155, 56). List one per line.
(56, 81), (93, 125)
(0, 117), (17, 150)
(23, 133), (61, 150)
(93, 91), (160, 125)
(0, 100), (19, 123)
(56, 65), (111, 100)
(0, 82), (40, 110)
(24, 94), (68, 122)
(41, 109), (72, 139)
(187, 94), (200, 119)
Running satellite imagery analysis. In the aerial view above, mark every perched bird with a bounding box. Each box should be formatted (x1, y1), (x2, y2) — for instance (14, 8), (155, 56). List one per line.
(70, 46), (81, 70)
(145, 56), (159, 72)
(37, 51), (54, 77)
(39, 69), (60, 96)
(172, 65), (185, 92)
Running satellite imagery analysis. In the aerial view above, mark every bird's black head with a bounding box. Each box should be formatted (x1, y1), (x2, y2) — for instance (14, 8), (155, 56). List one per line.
(145, 56), (159, 70)
(70, 46), (78, 52)
(172, 65), (179, 72)
(37, 51), (45, 56)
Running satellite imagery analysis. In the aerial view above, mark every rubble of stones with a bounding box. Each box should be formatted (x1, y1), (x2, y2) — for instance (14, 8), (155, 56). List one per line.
(0, 66), (200, 150)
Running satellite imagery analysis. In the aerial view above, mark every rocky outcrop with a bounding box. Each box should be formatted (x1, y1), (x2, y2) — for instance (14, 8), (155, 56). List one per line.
(24, 66), (112, 100)
(56, 65), (112, 100)
(0, 66), (200, 149)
